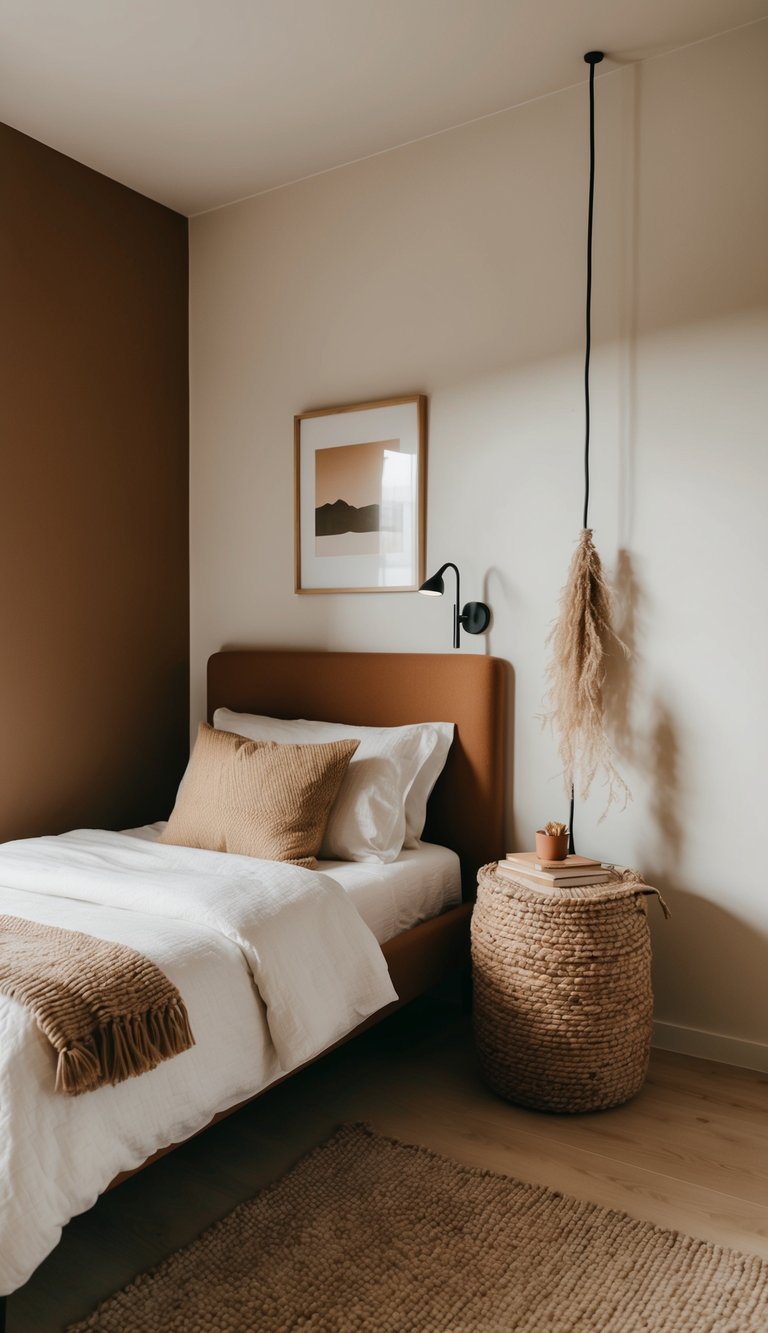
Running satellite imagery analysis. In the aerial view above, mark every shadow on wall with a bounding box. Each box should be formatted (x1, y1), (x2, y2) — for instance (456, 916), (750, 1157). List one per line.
(482, 565), (515, 661)
(647, 877), (768, 1060)
(603, 555), (765, 1054)
(483, 566), (517, 852)
(641, 691), (764, 1056)
(606, 551), (683, 867)
(605, 548), (641, 770)
(645, 699), (685, 869)
(640, 698), (764, 1055)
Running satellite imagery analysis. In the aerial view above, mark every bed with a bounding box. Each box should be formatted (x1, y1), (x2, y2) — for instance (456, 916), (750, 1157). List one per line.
(0, 649), (506, 1311)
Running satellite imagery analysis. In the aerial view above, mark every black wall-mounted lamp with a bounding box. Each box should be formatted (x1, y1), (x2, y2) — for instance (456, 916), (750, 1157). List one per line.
(418, 562), (491, 649)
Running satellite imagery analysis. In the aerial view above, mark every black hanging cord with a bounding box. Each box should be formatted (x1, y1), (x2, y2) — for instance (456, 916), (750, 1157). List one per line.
(569, 50), (604, 856)
(583, 51), (602, 530)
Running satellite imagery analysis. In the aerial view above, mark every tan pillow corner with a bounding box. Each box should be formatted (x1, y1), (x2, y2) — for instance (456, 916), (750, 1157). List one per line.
(160, 723), (359, 866)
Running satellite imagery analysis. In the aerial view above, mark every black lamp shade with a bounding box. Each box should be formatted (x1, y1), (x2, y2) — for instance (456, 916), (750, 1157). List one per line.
(418, 570), (445, 596)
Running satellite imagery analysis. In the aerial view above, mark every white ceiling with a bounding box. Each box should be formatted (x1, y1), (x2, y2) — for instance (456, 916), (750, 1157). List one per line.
(0, 0), (765, 216)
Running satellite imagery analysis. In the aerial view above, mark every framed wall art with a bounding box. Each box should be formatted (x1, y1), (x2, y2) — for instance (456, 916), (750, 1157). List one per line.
(294, 394), (426, 593)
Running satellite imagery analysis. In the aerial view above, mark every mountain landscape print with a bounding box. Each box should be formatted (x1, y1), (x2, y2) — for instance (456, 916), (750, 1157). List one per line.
(296, 394), (423, 591)
(315, 498), (379, 537)
(315, 438), (401, 557)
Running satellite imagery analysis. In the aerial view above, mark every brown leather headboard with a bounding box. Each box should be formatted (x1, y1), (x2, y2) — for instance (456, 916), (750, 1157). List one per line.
(207, 650), (507, 895)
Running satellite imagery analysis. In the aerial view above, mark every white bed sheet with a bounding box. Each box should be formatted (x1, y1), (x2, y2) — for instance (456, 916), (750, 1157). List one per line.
(130, 823), (463, 946)
(319, 845), (462, 944)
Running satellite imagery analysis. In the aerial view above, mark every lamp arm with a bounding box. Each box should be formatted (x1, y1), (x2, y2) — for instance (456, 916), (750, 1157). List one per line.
(438, 562), (460, 649)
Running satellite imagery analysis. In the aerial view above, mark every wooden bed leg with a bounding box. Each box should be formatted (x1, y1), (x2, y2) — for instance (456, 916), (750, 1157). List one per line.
(0, 1293), (7, 1333)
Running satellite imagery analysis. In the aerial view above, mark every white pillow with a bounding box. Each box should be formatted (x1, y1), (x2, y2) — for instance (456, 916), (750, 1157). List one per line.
(213, 709), (453, 862)
(399, 720), (454, 847)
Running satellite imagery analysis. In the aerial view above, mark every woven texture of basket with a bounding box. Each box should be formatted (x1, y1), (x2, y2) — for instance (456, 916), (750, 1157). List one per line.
(472, 862), (667, 1113)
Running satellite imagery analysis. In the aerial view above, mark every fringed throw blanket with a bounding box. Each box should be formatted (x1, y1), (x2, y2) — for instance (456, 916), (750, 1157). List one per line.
(0, 914), (194, 1095)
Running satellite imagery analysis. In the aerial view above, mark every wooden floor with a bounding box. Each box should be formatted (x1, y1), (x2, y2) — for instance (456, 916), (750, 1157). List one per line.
(9, 995), (768, 1331)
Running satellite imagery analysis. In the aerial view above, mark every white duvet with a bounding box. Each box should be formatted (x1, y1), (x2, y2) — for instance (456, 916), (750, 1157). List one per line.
(0, 829), (397, 1294)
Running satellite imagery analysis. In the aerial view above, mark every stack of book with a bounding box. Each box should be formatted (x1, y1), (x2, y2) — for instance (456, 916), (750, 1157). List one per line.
(495, 851), (611, 893)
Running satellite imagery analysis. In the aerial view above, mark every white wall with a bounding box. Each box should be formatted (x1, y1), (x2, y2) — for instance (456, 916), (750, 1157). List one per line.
(190, 22), (768, 1068)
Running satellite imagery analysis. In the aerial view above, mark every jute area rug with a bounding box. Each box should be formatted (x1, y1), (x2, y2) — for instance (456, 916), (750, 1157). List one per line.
(69, 1124), (767, 1332)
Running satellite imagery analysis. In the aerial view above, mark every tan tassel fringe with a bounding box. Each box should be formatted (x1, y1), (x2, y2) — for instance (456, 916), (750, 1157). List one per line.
(56, 1001), (195, 1096)
(545, 529), (630, 813)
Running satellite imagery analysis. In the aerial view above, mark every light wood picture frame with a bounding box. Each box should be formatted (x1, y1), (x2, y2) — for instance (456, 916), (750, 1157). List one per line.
(295, 394), (426, 594)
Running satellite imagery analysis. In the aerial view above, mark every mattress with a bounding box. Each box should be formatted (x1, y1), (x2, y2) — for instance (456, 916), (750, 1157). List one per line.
(129, 823), (462, 945)
(318, 845), (462, 943)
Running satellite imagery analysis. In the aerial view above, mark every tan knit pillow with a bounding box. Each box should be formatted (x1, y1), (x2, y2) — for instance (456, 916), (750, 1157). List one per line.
(160, 724), (359, 867)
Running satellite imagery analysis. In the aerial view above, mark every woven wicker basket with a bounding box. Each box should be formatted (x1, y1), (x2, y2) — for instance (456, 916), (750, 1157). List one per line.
(472, 863), (667, 1113)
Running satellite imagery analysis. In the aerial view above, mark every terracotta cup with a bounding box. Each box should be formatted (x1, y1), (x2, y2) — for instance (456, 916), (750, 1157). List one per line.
(535, 830), (569, 861)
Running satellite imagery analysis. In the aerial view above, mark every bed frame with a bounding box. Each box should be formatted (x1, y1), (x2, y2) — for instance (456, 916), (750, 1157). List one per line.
(107, 650), (507, 1188)
(208, 647), (505, 993)
(0, 651), (506, 1328)
(107, 649), (506, 1180)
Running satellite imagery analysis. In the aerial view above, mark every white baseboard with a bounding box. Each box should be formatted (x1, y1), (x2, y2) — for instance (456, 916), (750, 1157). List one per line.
(652, 1020), (768, 1073)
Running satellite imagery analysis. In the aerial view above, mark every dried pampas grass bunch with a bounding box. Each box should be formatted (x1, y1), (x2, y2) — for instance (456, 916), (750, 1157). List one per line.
(545, 528), (630, 813)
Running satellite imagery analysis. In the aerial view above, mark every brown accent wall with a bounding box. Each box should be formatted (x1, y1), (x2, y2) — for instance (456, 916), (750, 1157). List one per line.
(0, 123), (189, 840)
